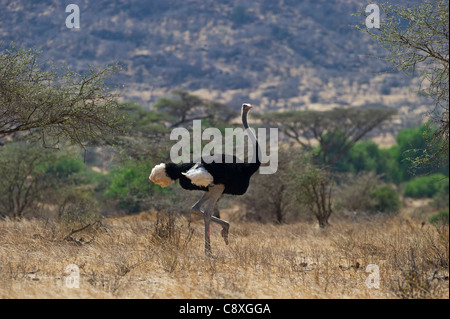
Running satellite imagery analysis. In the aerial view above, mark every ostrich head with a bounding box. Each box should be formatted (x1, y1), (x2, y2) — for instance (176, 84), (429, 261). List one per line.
(242, 103), (252, 113)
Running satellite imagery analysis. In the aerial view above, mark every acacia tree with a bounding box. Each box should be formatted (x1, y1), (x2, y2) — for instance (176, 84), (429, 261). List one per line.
(356, 0), (449, 167)
(258, 107), (396, 168)
(0, 142), (68, 218)
(153, 90), (236, 128)
(0, 43), (123, 147)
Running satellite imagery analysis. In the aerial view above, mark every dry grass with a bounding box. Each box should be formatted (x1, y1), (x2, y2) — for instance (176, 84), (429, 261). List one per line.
(0, 211), (448, 299)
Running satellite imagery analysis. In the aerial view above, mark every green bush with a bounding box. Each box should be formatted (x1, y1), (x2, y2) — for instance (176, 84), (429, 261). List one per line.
(105, 160), (167, 213)
(335, 172), (401, 215)
(44, 157), (84, 178)
(429, 210), (449, 225)
(332, 125), (449, 185)
(431, 178), (449, 209)
(403, 174), (448, 198)
(333, 140), (397, 180)
(372, 185), (401, 214)
(390, 125), (449, 183)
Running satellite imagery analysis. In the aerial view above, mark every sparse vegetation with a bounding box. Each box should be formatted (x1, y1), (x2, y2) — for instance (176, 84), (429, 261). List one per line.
(0, 213), (447, 298)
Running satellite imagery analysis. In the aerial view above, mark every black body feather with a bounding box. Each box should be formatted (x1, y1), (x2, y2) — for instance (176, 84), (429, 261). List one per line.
(165, 154), (260, 195)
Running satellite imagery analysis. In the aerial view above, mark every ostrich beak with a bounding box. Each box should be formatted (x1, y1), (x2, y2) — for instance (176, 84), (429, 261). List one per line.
(243, 104), (253, 111)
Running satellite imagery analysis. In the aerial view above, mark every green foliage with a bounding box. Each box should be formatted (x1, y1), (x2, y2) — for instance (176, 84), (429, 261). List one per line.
(43, 157), (84, 179)
(0, 141), (97, 218)
(332, 140), (396, 179)
(119, 102), (170, 135)
(403, 174), (448, 199)
(372, 185), (401, 214)
(395, 123), (449, 177)
(0, 43), (123, 147)
(332, 124), (448, 184)
(355, 0), (449, 168)
(429, 210), (449, 225)
(391, 125), (434, 181)
(431, 178), (449, 210)
(105, 160), (165, 213)
(113, 102), (173, 165)
(389, 124), (449, 182)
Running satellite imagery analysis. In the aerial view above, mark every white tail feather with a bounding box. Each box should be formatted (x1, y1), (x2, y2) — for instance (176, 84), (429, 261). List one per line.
(182, 163), (214, 187)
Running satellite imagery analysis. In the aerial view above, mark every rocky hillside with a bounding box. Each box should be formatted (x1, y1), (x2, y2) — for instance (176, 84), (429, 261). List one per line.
(0, 0), (430, 141)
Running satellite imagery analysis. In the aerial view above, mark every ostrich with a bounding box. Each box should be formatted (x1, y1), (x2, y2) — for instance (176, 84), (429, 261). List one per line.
(149, 103), (260, 255)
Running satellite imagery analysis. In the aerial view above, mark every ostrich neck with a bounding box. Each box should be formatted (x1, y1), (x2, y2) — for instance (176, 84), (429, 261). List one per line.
(242, 110), (260, 166)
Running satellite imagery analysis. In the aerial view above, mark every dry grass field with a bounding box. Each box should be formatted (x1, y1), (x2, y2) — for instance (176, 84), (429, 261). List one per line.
(0, 210), (448, 299)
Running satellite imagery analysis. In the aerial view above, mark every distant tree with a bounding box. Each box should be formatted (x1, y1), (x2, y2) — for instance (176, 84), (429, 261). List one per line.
(114, 102), (171, 162)
(335, 171), (383, 214)
(118, 102), (169, 136)
(0, 43), (123, 148)
(356, 0), (449, 168)
(0, 141), (90, 218)
(0, 142), (51, 218)
(258, 107), (396, 168)
(332, 140), (396, 178)
(153, 90), (236, 128)
(290, 155), (334, 228)
(154, 90), (204, 127)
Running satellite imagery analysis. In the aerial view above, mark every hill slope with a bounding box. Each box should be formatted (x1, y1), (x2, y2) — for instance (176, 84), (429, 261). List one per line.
(0, 0), (430, 137)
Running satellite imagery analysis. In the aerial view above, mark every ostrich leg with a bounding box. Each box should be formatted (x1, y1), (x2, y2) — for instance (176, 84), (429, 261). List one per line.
(191, 190), (229, 245)
(202, 185), (225, 255)
(191, 192), (210, 216)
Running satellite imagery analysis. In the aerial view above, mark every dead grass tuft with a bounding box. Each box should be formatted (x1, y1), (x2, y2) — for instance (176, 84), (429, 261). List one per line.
(0, 214), (448, 298)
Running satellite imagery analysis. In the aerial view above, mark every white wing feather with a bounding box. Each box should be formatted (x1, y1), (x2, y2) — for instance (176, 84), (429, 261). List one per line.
(182, 163), (214, 187)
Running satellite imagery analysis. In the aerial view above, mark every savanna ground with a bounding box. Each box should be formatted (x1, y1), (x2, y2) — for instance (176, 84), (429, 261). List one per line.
(0, 207), (448, 299)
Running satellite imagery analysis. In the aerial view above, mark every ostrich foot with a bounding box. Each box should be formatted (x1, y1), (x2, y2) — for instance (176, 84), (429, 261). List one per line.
(192, 209), (229, 245)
